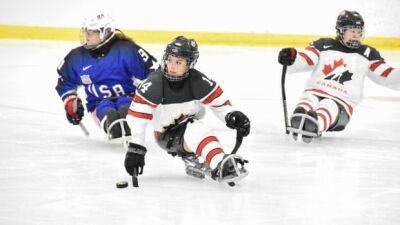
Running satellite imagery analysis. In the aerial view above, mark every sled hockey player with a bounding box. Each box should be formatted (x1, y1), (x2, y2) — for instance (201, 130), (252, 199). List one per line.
(124, 36), (251, 185)
(278, 10), (400, 143)
(55, 13), (157, 140)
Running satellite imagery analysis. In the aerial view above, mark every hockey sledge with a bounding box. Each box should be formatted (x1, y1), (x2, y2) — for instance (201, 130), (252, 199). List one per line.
(181, 153), (249, 186)
(287, 112), (322, 138)
(107, 118), (131, 143)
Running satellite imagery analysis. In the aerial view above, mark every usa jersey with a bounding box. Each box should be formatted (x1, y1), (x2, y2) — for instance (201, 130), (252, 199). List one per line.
(288, 38), (400, 115)
(55, 38), (157, 111)
(126, 68), (233, 146)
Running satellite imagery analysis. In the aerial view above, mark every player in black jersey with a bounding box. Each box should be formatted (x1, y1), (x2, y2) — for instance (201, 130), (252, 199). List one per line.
(123, 36), (251, 185)
(278, 10), (400, 143)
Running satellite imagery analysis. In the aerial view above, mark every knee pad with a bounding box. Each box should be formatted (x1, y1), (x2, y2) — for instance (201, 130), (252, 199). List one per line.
(95, 99), (116, 120)
(101, 109), (131, 140)
(118, 105), (129, 118)
(116, 96), (132, 117)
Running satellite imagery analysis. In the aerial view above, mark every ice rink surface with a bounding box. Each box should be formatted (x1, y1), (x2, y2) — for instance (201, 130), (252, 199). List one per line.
(0, 40), (399, 225)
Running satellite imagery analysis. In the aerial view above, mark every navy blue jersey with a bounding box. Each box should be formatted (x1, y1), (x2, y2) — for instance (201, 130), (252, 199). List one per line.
(56, 37), (157, 112)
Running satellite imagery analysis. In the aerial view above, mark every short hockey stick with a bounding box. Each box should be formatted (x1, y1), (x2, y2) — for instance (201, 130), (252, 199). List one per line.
(231, 130), (244, 154)
(227, 130), (246, 187)
(281, 65), (290, 134)
(132, 168), (139, 188)
(79, 122), (90, 136)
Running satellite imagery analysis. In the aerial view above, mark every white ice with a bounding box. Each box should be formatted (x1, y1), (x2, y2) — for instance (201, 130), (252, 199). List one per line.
(0, 40), (399, 225)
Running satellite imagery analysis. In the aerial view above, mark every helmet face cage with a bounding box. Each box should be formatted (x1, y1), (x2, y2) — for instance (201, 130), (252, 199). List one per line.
(81, 14), (116, 50)
(161, 36), (199, 82)
(335, 10), (364, 49)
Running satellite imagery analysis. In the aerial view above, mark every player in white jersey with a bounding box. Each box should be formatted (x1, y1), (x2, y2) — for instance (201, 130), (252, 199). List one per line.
(278, 10), (400, 143)
(123, 36), (250, 185)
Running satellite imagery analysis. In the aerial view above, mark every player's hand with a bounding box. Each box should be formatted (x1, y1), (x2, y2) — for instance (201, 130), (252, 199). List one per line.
(278, 48), (297, 65)
(125, 142), (147, 176)
(64, 95), (84, 125)
(225, 111), (250, 137)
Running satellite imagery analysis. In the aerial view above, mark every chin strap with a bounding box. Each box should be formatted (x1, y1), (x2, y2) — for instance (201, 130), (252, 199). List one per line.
(83, 32), (115, 50)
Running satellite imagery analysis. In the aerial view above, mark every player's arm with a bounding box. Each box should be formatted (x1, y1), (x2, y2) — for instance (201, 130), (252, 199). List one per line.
(124, 82), (157, 176)
(198, 75), (232, 122)
(199, 76), (250, 137)
(367, 50), (400, 90)
(55, 54), (84, 125)
(278, 40), (321, 73)
(126, 92), (156, 146)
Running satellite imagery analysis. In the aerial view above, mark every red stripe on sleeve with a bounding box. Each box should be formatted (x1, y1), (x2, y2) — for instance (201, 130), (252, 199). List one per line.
(381, 67), (394, 77)
(133, 95), (156, 108)
(202, 87), (223, 104)
(205, 148), (224, 165)
(306, 46), (320, 57)
(299, 52), (314, 65)
(369, 61), (384, 71)
(196, 136), (219, 156)
(212, 100), (232, 108)
(128, 109), (153, 120)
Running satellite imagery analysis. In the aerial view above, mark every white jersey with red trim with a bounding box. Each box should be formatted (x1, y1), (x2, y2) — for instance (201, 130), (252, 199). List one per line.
(126, 68), (233, 146)
(288, 38), (400, 115)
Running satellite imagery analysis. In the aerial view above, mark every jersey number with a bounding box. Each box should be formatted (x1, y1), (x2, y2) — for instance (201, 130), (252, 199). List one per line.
(202, 77), (214, 86)
(138, 49), (149, 62)
(140, 82), (152, 93)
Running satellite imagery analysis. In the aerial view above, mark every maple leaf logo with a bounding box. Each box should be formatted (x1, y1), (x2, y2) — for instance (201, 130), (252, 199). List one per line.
(325, 70), (353, 84)
(322, 58), (346, 75)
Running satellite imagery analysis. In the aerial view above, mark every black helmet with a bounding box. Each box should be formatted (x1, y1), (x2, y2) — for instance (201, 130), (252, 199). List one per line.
(335, 10), (364, 49)
(161, 36), (199, 81)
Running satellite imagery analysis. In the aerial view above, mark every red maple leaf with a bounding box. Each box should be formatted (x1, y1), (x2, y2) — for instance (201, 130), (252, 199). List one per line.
(322, 59), (347, 75)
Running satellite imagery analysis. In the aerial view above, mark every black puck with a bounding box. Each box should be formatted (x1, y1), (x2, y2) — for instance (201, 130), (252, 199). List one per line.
(116, 181), (128, 188)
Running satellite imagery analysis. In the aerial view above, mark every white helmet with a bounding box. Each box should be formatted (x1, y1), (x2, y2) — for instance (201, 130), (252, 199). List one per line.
(81, 13), (116, 50)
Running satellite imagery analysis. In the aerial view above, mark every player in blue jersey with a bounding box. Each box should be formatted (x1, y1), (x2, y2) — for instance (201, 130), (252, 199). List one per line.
(55, 13), (157, 140)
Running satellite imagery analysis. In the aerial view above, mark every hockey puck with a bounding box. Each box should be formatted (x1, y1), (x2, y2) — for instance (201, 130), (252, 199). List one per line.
(116, 181), (128, 188)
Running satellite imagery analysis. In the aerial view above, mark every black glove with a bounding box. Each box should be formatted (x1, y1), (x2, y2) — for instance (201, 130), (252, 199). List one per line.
(64, 95), (84, 125)
(124, 142), (147, 176)
(225, 111), (250, 137)
(278, 47), (297, 66)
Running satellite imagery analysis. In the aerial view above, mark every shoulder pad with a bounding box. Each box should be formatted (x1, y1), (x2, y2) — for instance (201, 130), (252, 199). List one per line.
(358, 45), (384, 61)
(189, 69), (218, 100)
(64, 46), (85, 61)
(57, 47), (83, 77)
(310, 38), (337, 51)
(136, 69), (163, 105)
